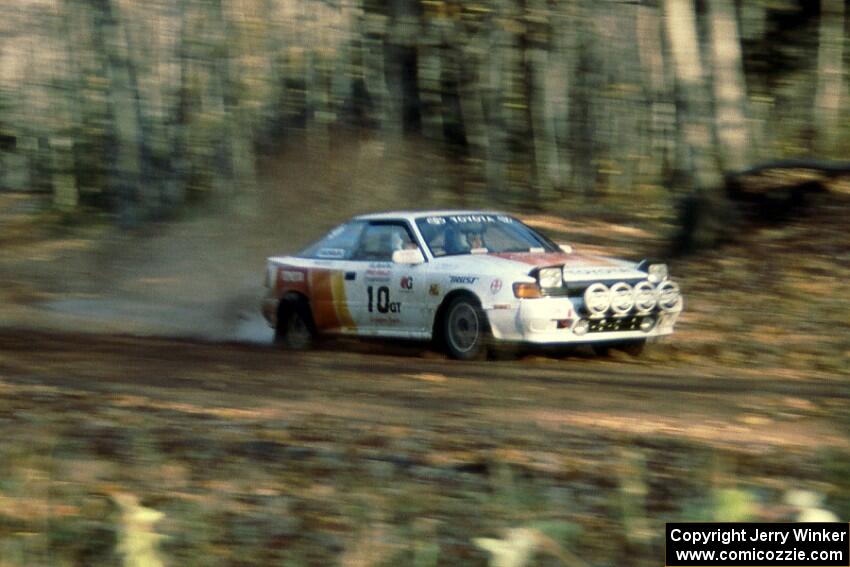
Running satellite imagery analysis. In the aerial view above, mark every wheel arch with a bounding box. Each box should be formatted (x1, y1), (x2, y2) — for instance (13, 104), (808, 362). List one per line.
(431, 289), (486, 343)
(276, 291), (316, 334)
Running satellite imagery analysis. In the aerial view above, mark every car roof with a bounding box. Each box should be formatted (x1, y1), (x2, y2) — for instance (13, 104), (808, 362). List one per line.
(354, 210), (508, 222)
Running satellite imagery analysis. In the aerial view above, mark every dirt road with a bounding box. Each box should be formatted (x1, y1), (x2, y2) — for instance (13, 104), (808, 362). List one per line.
(1, 331), (848, 566)
(1, 329), (846, 456)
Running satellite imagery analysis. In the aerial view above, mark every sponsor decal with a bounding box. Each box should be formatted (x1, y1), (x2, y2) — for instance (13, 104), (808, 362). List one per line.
(366, 267), (392, 282)
(429, 283), (440, 296)
(317, 247), (345, 259)
(449, 275), (479, 285)
(490, 278), (503, 294)
(400, 276), (414, 291)
(280, 270), (305, 283)
(426, 217), (447, 225)
(446, 214), (508, 224)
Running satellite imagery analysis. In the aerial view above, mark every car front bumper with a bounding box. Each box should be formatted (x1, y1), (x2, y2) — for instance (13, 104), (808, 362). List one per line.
(485, 296), (681, 345)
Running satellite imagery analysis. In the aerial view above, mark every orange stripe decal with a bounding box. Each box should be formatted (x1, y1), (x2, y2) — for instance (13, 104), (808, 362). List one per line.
(309, 269), (339, 331)
(331, 272), (356, 330)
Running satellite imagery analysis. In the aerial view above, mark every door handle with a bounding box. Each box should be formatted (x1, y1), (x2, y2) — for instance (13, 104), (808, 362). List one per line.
(345, 272), (356, 281)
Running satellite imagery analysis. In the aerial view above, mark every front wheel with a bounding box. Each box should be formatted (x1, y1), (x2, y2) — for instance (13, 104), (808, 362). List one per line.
(442, 296), (489, 361)
(275, 300), (314, 350)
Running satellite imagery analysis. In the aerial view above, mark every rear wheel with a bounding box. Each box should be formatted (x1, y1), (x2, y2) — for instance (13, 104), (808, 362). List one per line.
(275, 299), (314, 350)
(442, 296), (489, 361)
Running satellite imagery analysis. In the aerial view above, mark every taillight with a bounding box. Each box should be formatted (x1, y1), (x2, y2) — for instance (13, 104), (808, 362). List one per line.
(513, 282), (542, 299)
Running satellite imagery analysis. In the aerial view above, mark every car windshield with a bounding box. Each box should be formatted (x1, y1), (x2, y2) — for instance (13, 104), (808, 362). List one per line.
(415, 214), (558, 257)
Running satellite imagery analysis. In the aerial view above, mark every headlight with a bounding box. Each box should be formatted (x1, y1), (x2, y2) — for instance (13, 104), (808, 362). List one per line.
(609, 282), (635, 315)
(656, 281), (682, 311)
(583, 283), (610, 315)
(633, 281), (657, 313)
(647, 263), (668, 283)
(538, 267), (563, 289)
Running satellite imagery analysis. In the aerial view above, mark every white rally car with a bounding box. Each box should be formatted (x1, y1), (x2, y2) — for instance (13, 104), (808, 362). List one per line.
(262, 211), (682, 360)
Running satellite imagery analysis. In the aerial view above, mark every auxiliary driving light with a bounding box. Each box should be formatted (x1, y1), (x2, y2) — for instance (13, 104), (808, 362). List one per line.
(609, 282), (635, 315)
(647, 263), (668, 283)
(583, 283), (610, 316)
(573, 318), (590, 335)
(656, 281), (682, 311)
(639, 316), (657, 332)
(633, 281), (657, 313)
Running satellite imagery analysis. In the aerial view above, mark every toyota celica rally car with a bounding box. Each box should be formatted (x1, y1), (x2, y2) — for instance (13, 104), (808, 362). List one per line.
(262, 211), (683, 360)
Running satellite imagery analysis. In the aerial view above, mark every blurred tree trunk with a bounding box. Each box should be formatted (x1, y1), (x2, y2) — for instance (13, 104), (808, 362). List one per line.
(484, 1), (510, 201)
(386, 0), (421, 136)
(163, 0), (191, 210)
(637, 2), (675, 185)
(88, 0), (145, 226)
(570, 29), (597, 197)
(663, 0), (731, 254)
(814, 0), (845, 155)
(708, 0), (750, 173)
(51, 0), (81, 211)
(417, 21), (444, 143)
(526, 0), (564, 200)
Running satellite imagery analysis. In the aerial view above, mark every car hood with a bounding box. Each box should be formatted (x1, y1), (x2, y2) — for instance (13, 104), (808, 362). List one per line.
(441, 251), (647, 282)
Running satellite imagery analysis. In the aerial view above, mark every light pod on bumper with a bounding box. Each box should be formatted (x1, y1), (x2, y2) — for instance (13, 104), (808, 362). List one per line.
(656, 281), (682, 311)
(583, 283), (610, 316)
(633, 281), (657, 313)
(609, 282), (635, 315)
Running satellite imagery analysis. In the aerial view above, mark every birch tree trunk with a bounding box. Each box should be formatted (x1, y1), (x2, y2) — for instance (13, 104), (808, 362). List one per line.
(709, 0), (750, 173)
(814, 0), (845, 155)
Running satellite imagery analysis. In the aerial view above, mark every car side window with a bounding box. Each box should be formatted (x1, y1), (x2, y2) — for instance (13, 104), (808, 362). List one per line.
(352, 222), (417, 261)
(298, 221), (366, 260)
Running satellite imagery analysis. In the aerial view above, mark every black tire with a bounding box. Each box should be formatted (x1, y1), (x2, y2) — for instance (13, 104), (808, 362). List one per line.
(274, 298), (314, 350)
(442, 295), (489, 361)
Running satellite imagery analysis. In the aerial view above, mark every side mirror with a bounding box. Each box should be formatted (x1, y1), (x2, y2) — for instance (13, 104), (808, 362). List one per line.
(392, 248), (425, 265)
(558, 243), (573, 254)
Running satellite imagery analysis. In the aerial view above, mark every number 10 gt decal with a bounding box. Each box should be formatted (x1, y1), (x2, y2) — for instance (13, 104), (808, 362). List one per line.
(367, 286), (402, 313)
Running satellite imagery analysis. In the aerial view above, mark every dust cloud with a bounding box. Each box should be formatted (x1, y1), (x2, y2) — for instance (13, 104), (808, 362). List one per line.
(38, 136), (460, 343)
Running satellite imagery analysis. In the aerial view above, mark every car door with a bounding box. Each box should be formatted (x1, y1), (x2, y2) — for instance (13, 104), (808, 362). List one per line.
(347, 221), (428, 337)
